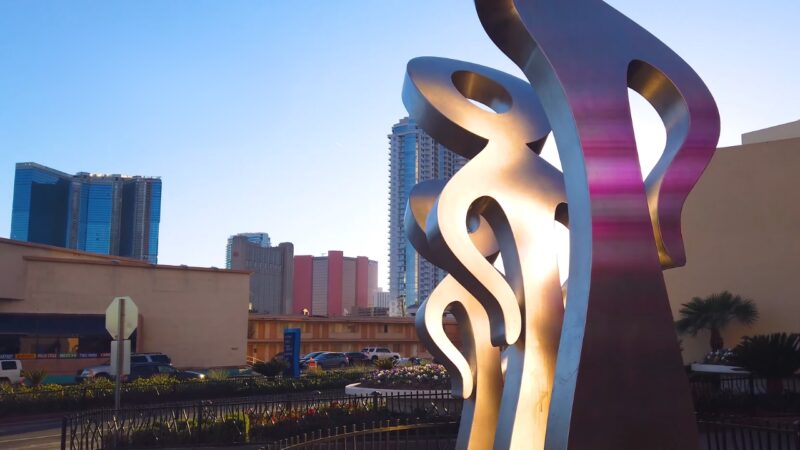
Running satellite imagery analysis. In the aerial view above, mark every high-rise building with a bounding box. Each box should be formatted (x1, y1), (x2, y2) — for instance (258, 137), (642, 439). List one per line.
(293, 251), (378, 317)
(227, 235), (293, 314)
(226, 232), (271, 269)
(11, 162), (162, 262)
(387, 118), (467, 308)
(372, 288), (394, 309)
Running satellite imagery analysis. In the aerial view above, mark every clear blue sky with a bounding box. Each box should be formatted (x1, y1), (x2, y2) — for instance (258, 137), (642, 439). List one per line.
(1, 1), (797, 288)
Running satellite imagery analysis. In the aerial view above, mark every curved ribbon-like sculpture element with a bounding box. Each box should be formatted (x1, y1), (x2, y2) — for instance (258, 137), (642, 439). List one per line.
(403, 57), (567, 449)
(472, 1), (720, 449)
(406, 179), (503, 450)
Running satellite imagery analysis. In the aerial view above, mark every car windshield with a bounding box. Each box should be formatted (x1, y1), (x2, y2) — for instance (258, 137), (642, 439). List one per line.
(302, 352), (323, 359)
(150, 355), (170, 363)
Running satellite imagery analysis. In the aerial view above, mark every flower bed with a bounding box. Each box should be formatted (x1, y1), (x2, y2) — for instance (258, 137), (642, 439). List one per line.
(358, 364), (450, 390)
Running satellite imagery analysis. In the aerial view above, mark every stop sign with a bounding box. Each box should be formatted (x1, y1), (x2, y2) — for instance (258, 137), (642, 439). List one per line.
(105, 296), (139, 340)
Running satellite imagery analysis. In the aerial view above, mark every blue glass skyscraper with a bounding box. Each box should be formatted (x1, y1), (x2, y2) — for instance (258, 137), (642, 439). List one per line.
(10, 162), (162, 263)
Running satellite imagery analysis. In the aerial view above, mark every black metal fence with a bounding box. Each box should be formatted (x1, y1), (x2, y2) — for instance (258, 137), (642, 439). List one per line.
(61, 391), (461, 450)
(699, 417), (800, 450)
(261, 419), (459, 450)
(692, 375), (800, 414)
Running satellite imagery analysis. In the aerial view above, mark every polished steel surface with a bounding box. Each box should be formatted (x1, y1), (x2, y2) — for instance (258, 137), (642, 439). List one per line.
(404, 57), (567, 449)
(403, 1), (719, 448)
(408, 180), (502, 450)
(473, 0), (720, 449)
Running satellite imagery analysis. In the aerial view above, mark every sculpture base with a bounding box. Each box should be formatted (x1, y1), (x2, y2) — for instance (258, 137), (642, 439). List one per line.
(344, 383), (451, 396)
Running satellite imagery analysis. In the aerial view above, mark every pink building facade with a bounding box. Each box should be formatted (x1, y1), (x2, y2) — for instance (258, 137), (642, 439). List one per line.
(292, 251), (377, 317)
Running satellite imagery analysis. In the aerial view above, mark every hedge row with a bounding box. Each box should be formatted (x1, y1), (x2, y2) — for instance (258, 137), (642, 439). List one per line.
(0, 369), (365, 417)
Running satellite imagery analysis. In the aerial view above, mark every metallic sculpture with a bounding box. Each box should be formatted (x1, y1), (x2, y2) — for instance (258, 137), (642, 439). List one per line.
(404, 57), (566, 449)
(405, 1), (720, 449)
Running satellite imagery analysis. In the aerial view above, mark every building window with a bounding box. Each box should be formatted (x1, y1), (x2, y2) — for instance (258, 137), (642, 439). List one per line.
(0, 313), (118, 359)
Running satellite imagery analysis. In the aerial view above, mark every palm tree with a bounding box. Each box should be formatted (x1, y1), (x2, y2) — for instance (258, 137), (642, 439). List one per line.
(675, 291), (759, 352)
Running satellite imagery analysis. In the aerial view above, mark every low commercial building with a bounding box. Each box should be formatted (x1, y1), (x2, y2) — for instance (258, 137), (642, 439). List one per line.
(0, 238), (249, 374)
(247, 314), (460, 362)
(666, 124), (800, 362)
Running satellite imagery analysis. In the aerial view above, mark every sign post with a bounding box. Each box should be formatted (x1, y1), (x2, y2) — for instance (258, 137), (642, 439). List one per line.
(105, 296), (138, 411)
(283, 328), (301, 378)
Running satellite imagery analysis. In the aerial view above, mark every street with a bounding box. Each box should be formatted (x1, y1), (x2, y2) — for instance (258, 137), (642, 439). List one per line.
(0, 417), (62, 450)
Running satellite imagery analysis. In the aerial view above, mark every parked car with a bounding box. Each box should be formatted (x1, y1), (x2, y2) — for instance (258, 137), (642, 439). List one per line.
(126, 363), (205, 382)
(361, 347), (401, 362)
(305, 352), (349, 370)
(0, 359), (22, 385)
(299, 351), (325, 364)
(130, 352), (171, 365)
(76, 352), (172, 382)
(345, 352), (370, 366)
(397, 357), (424, 366)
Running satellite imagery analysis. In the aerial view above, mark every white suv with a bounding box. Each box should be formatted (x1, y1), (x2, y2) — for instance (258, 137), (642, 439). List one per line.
(0, 360), (22, 385)
(361, 347), (401, 362)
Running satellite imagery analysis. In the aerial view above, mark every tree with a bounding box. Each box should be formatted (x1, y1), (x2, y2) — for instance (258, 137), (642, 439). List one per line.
(732, 333), (800, 378)
(675, 291), (758, 352)
(397, 294), (407, 317)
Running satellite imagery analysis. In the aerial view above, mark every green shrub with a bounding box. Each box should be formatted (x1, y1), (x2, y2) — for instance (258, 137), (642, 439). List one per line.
(732, 332), (800, 378)
(129, 374), (178, 389)
(374, 358), (396, 370)
(252, 359), (288, 377)
(81, 376), (114, 389)
(206, 413), (250, 444)
(20, 369), (47, 388)
(206, 369), (230, 381)
(0, 367), (364, 418)
(113, 418), (197, 447)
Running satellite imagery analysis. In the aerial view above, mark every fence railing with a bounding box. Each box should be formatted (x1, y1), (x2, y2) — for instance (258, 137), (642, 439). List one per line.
(261, 419), (459, 450)
(699, 416), (800, 450)
(62, 391), (462, 450)
(691, 375), (800, 414)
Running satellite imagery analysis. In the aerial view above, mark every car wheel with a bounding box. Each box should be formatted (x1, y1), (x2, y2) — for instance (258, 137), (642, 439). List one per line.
(371, 356), (378, 362)
(339, 363), (346, 368)
(0, 378), (9, 385)
(96, 374), (111, 380)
